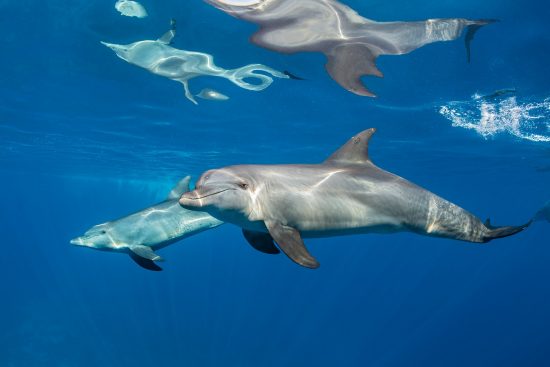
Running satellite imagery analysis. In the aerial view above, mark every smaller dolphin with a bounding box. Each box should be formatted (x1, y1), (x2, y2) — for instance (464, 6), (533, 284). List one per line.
(101, 21), (289, 104)
(71, 177), (223, 271)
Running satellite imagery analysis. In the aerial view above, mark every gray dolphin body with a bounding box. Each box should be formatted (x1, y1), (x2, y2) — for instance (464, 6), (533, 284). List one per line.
(180, 129), (529, 269)
(71, 177), (223, 271)
(205, 0), (495, 97)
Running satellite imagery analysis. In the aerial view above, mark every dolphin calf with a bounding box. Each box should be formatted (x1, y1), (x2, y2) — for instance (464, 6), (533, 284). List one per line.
(101, 21), (289, 104)
(180, 129), (530, 269)
(205, 0), (495, 97)
(71, 177), (223, 271)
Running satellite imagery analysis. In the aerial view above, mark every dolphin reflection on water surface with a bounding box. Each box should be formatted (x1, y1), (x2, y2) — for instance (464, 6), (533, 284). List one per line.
(206, 0), (496, 97)
(102, 22), (290, 104)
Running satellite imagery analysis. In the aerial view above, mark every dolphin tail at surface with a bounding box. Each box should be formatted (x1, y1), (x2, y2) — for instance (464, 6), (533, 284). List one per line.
(465, 19), (499, 63)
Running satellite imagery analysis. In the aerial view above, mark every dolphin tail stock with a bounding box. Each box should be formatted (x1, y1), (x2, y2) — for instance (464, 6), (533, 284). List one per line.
(465, 19), (499, 63)
(227, 63), (288, 91)
(481, 218), (531, 243)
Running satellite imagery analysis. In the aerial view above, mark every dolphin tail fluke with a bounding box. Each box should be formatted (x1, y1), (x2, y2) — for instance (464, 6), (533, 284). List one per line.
(465, 19), (499, 63)
(482, 219), (531, 242)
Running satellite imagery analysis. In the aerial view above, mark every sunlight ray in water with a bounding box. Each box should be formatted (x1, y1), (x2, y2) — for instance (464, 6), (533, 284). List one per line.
(439, 95), (550, 142)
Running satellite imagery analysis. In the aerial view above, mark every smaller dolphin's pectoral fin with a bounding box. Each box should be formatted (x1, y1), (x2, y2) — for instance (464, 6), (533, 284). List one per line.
(265, 221), (319, 269)
(167, 176), (191, 199)
(323, 128), (377, 165)
(129, 245), (164, 262)
(129, 252), (163, 271)
(242, 229), (280, 254)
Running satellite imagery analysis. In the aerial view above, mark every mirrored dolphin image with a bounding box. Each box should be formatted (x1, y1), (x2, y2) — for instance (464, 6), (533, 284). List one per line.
(101, 21), (290, 104)
(180, 129), (532, 269)
(71, 177), (223, 271)
(115, 0), (148, 18)
(205, 0), (496, 97)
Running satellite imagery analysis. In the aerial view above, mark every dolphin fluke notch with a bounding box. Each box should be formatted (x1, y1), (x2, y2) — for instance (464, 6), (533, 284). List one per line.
(482, 220), (532, 242)
(465, 19), (498, 63)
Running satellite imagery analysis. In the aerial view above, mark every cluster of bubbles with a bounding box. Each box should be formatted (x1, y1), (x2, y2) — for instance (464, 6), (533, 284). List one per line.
(439, 93), (550, 142)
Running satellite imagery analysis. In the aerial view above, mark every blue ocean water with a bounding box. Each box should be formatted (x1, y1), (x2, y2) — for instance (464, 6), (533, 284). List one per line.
(1, 0), (549, 365)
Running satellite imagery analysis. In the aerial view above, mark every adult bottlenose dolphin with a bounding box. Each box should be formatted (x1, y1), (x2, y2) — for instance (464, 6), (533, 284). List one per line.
(180, 129), (530, 269)
(205, 0), (495, 97)
(101, 21), (289, 104)
(71, 177), (223, 271)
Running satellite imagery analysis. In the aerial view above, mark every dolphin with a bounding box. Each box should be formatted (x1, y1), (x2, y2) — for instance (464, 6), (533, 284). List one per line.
(71, 176), (223, 271)
(101, 21), (289, 104)
(179, 129), (530, 269)
(205, 0), (496, 97)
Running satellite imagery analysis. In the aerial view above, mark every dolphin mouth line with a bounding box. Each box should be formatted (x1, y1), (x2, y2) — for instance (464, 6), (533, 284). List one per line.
(188, 188), (233, 200)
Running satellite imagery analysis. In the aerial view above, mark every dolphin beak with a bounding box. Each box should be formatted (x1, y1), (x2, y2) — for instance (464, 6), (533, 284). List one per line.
(101, 42), (128, 58)
(70, 236), (85, 246)
(179, 190), (203, 207)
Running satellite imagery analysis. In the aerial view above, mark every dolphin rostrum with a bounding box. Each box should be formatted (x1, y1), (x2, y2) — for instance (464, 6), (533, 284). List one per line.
(205, 0), (495, 97)
(71, 176), (223, 271)
(179, 129), (530, 269)
(101, 21), (289, 104)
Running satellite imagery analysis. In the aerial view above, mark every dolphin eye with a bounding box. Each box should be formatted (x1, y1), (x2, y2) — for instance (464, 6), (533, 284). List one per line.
(238, 183), (248, 189)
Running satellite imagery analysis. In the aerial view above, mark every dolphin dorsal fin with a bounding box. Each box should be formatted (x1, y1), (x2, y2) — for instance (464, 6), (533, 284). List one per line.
(167, 176), (191, 200)
(323, 128), (376, 165)
(157, 29), (175, 45)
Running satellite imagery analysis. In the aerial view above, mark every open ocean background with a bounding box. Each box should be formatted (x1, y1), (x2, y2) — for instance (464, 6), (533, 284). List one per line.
(1, 0), (549, 366)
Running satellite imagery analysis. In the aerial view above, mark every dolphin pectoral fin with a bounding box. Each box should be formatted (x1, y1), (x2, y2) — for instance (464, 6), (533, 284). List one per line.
(242, 229), (280, 254)
(323, 128), (376, 165)
(265, 221), (319, 269)
(129, 245), (164, 262)
(167, 176), (191, 199)
(182, 81), (198, 105)
(129, 252), (163, 271)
